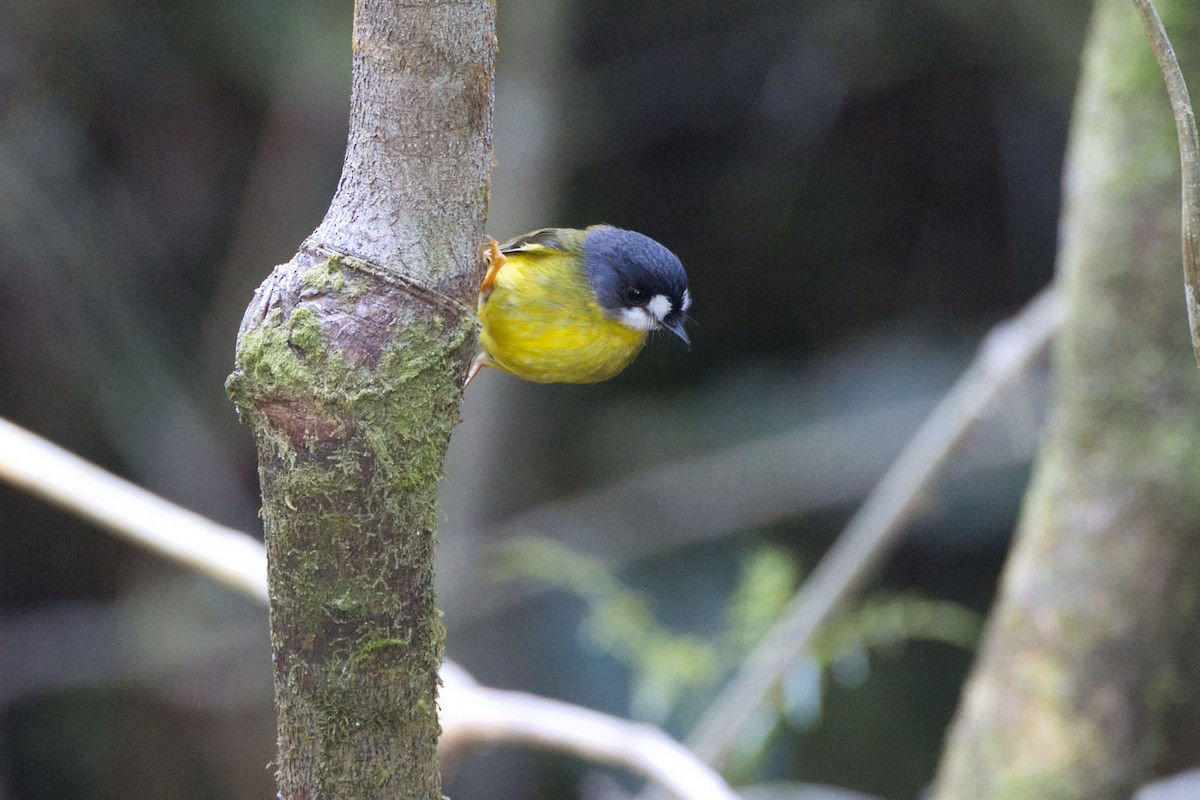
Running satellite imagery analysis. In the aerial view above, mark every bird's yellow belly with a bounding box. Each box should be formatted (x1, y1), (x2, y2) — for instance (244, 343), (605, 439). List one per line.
(478, 257), (648, 384)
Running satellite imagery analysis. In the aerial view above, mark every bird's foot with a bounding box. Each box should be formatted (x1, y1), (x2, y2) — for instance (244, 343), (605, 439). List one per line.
(463, 352), (489, 390)
(479, 237), (506, 300)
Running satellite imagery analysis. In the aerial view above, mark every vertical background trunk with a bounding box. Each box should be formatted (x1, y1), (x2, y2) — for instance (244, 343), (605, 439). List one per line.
(225, 0), (495, 797)
(930, 1), (1200, 797)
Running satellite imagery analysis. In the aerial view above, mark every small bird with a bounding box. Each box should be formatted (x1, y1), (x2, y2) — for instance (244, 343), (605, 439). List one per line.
(468, 225), (691, 385)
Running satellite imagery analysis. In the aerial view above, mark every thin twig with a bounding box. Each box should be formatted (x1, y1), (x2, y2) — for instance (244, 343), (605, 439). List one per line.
(1132, 0), (1200, 365)
(439, 662), (741, 800)
(682, 288), (1063, 769)
(0, 417), (268, 603)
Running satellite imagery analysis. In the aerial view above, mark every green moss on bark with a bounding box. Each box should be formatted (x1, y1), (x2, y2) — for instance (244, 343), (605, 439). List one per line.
(227, 256), (475, 799)
(302, 257), (348, 294)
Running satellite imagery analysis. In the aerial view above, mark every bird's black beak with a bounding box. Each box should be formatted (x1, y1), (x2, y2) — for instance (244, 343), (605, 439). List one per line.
(664, 317), (690, 350)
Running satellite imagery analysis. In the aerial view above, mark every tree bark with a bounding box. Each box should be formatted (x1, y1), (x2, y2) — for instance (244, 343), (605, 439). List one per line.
(225, 0), (494, 797)
(930, 1), (1200, 798)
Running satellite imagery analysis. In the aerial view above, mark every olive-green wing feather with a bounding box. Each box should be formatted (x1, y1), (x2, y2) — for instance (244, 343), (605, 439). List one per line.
(499, 228), (578, 255)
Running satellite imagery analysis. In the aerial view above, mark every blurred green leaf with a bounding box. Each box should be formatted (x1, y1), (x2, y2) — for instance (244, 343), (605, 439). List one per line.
(491, 537), (980, 735)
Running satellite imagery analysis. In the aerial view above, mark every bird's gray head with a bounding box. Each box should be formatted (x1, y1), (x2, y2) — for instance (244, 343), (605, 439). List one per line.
(583, 225), (691, 347)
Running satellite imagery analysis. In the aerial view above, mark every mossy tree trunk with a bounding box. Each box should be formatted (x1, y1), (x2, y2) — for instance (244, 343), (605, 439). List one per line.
(225, 0), (494, 797)
(930, 1), (1200, 798)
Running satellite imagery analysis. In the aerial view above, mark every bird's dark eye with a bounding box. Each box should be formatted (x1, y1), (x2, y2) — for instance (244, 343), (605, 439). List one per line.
(625, 286), (650, 307)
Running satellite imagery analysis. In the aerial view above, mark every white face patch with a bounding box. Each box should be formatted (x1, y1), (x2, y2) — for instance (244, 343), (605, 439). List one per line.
(618, 307), (660, 331)
(647, 294), (672, 322)
(616, 293), (678, 331)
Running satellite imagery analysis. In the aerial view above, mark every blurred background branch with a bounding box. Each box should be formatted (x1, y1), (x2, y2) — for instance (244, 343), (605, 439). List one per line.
(931, 1), (1200, 797)
(682, 287), (1061, 772)
(440, 661), (741, 800)
(0, 417), (266, 603)
(1132, 0), (1200, 364)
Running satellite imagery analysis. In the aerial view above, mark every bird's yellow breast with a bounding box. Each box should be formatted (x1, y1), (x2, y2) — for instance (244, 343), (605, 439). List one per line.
(478, 248), (647, 383)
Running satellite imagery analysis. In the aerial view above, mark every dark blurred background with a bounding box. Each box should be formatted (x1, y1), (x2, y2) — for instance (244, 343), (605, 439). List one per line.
(0, 0), (1090, 798)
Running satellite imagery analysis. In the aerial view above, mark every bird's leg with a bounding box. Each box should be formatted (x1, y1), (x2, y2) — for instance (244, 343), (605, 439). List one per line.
(479, 237), (506, 300)
(463, 352), (489, 389)
(463, 237), (506, 391)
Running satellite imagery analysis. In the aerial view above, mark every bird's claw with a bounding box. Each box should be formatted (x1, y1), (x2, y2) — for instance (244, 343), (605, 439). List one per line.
(479, 237), (506, 300)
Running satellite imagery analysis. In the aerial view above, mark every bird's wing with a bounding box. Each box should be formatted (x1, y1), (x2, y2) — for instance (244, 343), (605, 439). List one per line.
(498, 228), (572, 255)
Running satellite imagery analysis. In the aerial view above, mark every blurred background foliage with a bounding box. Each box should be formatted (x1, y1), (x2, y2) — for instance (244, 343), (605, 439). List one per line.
(0, 0), (1091, 798)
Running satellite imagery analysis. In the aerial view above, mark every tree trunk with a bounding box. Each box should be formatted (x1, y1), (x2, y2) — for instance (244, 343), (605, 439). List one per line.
(225, 0), (494, 797)
(930, 1), (1200, 798)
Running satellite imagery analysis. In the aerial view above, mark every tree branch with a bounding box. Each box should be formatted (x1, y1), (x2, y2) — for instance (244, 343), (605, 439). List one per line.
(0, 417), (266, 603)
(440, 662), (740, 800)
(224, 0), (495, 796)
(931, 1), (1200, 795)
(1132, 0), (1200, 365)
